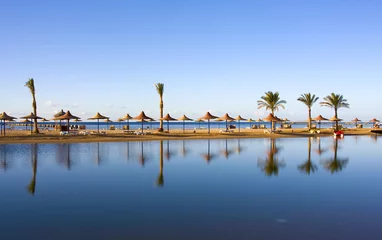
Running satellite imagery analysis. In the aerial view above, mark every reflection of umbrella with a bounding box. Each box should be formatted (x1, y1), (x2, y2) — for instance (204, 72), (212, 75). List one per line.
(220, 113), (235, 130)
(55, 111), (80, 133)
(195, 118), (205, 128)
(88, 112), (108, 133)
(160, 113), (177, 132)
(202, 139), (215, 163)
(221, 139), (233, 159)
(0, 112), (17, 136)
(200, 112), (218, 133)
(178, 115), (193, 133)
(133, 111), (153, 134)
(263, 114), (281, 130)
(121, 113), (133, 130)
(235, 115), (247, 132)
(21, 112), (43, 134)
(352, 117), (361, 127)
(313, 115), (328, 129)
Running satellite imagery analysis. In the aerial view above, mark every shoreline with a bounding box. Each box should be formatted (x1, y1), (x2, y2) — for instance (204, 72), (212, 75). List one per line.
(0, 128), (379, 144)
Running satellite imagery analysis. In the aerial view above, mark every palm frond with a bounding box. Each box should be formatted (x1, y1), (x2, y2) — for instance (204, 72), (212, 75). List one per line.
(155, 83), (164, 96)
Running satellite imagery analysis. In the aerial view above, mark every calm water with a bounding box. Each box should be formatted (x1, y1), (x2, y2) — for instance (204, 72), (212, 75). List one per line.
(0, 136), (381, 239)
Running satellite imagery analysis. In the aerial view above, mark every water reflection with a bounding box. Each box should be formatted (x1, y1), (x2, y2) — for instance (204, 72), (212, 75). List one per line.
(236, 139), (243, 154)
(221, 139), (233, 159)
(165, 140), (175, 160)
(0, 145), (10, 171)
(138, 142), (147, 166)
(27, 144), (38, 195)
(314, 137), (327, 155)
(298, 137), (318, 175)
(56, 144), (74, 170)
(258, 139), (285, 176)
(180, 140), (188, 157)
(202, 139), (215, 163)
(156, 140), (164, 187)
(321, 138), (349, 174)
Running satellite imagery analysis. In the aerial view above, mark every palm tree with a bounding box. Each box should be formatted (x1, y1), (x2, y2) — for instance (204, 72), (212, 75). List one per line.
(322, 138), (349, 174)
(298, 137), (317, 175)
(155, 83), (165, 132)
(297, 93), (319, 130)
(257, 91), (286, 130)
(25, 78), (39, 134)
(320, 93), (349, 131)
(156, 141), (164, 187)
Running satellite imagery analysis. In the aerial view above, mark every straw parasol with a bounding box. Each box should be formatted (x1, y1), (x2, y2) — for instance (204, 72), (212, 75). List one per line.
(53, 109), (66, 126)
(200, 112), (218, 133)
(74, 119), (82, 122)
(195, 118), (205, 128)
(160, 113), (177, 132)
(313, 115), (328, 129)
(220, 113), (235, 130)
(133, 111), (153, 134)
(0, 112), (17, 136)
(178, 115), (193, 133)
(235, 115), (247, 132)
(41, 118), (49, 122)
(369, 118), (380, 128)
(262, 113), (281, 130)
(352, 118), (361, 127)
(88, 112), (108, 133)
(21, 112), (43, 133)
(256, 118), (263, 122)
(55, 110), (80, 133)
(215, 118), (223, 129)
(20, 119), (33, 130)
(117, 118), (124, 129)
(121, 113), (133, 130)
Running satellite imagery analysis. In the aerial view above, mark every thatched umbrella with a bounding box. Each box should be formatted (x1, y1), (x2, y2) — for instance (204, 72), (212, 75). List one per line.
(220, 113), (235, 130)
(215, 118), (223, 129)
(195, 118), (205, 128)
(104, 118), (112, 130)
(21, 112), (43, 134)
(160, 113), (177, 132)
(263, 113), (281, 130)
(178, 115), (193, 133)
(20, 119), (33, 130)
(41, 118), (49, 122)
(53, 109), (66, 126)
(247, 118), (255, 129)
(235, 115), (247, 132)
(0, 112), (17, 136)
(74, 119), (82, 122)
(88, 112), (108, 133)
(117, 118), (124, 129)
(369, 118), (380, 128)
(55, 111), (80, 133)
(200, 112), (218, 133)
(121, 113), (133, 130)
(352, 118), (361, 128)
(133, 111), (153, 134)
(313, 115), (328, 129)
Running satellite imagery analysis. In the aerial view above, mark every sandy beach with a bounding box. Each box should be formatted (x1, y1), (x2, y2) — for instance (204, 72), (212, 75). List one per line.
(0, 128), (378, 144)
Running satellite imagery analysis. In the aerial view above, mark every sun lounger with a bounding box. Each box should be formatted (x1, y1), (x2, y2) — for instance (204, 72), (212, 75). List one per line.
(60, 131), (69, 136)
(123, 130), (135, 134)
(264, 129), (281, 134)
(310, 130), (320, 134)
(219, 129), (234, 133)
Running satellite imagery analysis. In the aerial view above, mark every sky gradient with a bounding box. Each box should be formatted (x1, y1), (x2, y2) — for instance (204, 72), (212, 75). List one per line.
(1, 0), (381, 121)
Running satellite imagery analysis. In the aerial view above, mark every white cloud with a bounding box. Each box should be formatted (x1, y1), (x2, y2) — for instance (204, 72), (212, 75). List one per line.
(45, 100), (58, 107)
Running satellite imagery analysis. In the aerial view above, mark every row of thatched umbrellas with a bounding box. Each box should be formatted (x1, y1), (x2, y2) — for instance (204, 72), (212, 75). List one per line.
(0, 110), (381, 136)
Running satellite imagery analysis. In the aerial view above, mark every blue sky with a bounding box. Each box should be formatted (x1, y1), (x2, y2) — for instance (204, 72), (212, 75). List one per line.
(1, 0), (381, 121)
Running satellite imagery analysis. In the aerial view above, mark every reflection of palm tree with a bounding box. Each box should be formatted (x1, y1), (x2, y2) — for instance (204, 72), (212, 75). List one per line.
(322, 138), (349, 174)
(27, 144), (38, 195)
(202, 139), (215, 163)
(156, 141), (164, 187)
(221, 139), (233, 159)
(258, 139), (285, 176)
(298, 137), (317, 175)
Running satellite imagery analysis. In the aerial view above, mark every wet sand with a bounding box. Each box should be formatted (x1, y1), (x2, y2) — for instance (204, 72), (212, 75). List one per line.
(0, 128), (378, 144)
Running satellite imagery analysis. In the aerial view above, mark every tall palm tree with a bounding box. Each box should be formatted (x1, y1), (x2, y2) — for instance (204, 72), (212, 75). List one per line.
(320, 93), (349, 131)
(155, 83), (165, 131)
(298, 137), (317, 175)
(156, 140), (164, 187)
(257, 91), (286, 130)
(297, 93), (319, 130)
(25, 78), (39, 134)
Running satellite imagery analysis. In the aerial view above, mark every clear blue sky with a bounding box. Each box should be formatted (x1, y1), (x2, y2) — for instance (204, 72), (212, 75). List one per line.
(1, 0), (381, 121)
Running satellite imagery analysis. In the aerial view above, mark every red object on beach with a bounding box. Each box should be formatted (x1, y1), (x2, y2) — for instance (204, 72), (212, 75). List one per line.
(334, 130), (344, 138)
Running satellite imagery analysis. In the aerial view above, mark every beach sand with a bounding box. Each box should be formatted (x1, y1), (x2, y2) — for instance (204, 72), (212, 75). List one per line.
(0, 128), (378, 144)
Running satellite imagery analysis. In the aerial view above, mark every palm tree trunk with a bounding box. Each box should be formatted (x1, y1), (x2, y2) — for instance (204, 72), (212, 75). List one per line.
(335, 109), (339, 131)
(159, 97), (163, 130)
(271, 110), (275, 131)
(32, 96), (39, 134)
(308, 108), (312, 130)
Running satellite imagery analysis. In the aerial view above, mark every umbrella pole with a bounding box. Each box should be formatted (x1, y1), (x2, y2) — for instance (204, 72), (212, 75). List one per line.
(67, 119), (70, 133)
(97, 119), (99, 133)
(167, 120), (169, 132)
(142, 121), (144, 134)
(238, 120), (240, 132)
(208, 120), (210, 134)
(183, 120), (185, 133)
